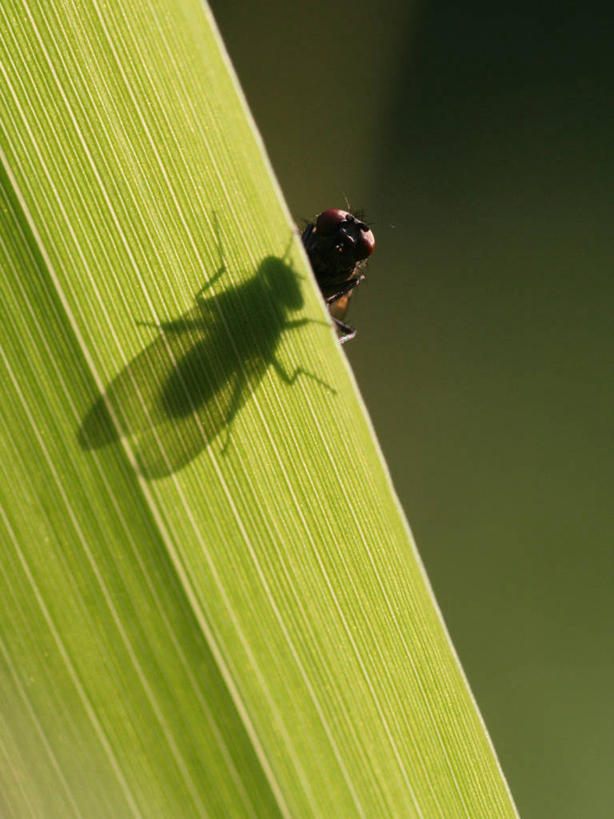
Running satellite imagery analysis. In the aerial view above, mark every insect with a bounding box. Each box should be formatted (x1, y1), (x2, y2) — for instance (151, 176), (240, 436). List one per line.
(302, 208), (375, 343)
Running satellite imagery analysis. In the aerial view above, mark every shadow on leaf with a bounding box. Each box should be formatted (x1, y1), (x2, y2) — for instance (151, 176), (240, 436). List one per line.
(78, 251), (332, 479)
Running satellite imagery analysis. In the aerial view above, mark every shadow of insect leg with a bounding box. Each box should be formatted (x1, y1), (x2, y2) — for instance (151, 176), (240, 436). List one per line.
(271, 356), (335, 393)
(195, 212), (228, 301)
(136, 316), (207, 334)
(195, 261), (226, 302)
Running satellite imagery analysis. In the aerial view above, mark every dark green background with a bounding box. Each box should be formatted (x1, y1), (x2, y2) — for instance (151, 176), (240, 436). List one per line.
(210, 1), (614, 815)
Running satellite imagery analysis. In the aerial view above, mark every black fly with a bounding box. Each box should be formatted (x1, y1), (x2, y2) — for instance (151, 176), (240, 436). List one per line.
(302, 208), (375, 343)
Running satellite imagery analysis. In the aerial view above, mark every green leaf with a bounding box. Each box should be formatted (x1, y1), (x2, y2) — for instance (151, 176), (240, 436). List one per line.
(0, 1), (517, 816)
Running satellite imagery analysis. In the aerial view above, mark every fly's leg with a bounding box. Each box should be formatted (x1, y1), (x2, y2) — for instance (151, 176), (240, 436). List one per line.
(326, 276), (364, 342)
(332, 317), (356, 344)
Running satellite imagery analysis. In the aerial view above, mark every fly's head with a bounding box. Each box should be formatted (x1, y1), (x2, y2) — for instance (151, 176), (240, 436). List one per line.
(302, 209), (375, 300)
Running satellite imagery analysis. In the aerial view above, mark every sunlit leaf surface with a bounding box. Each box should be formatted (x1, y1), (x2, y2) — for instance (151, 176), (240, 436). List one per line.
(0, 1), (517, 815)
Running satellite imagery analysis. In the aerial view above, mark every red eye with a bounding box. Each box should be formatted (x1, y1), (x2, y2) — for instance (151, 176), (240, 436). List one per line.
(355, 226), (375, 260)
(316, 208), (349, 235)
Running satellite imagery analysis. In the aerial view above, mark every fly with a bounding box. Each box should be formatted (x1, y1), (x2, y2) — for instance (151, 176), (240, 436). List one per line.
(302, 208), (375, 343)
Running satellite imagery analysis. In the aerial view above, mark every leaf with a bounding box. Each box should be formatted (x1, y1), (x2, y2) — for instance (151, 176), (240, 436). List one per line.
(0, 1), (517, 816)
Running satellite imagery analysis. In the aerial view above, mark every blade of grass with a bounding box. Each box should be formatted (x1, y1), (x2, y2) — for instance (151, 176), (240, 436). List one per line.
(0, 0), (517, 815)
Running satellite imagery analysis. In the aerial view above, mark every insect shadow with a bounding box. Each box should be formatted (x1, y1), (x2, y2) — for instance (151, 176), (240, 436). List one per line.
(78, 241), (331, 479)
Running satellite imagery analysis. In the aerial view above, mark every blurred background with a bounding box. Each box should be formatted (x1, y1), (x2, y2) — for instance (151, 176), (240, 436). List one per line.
(209, 1), (614, 815)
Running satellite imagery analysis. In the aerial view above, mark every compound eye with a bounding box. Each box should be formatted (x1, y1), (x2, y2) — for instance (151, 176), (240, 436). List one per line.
(355, 226), (375, 260)
(316, 208), (349, 235)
